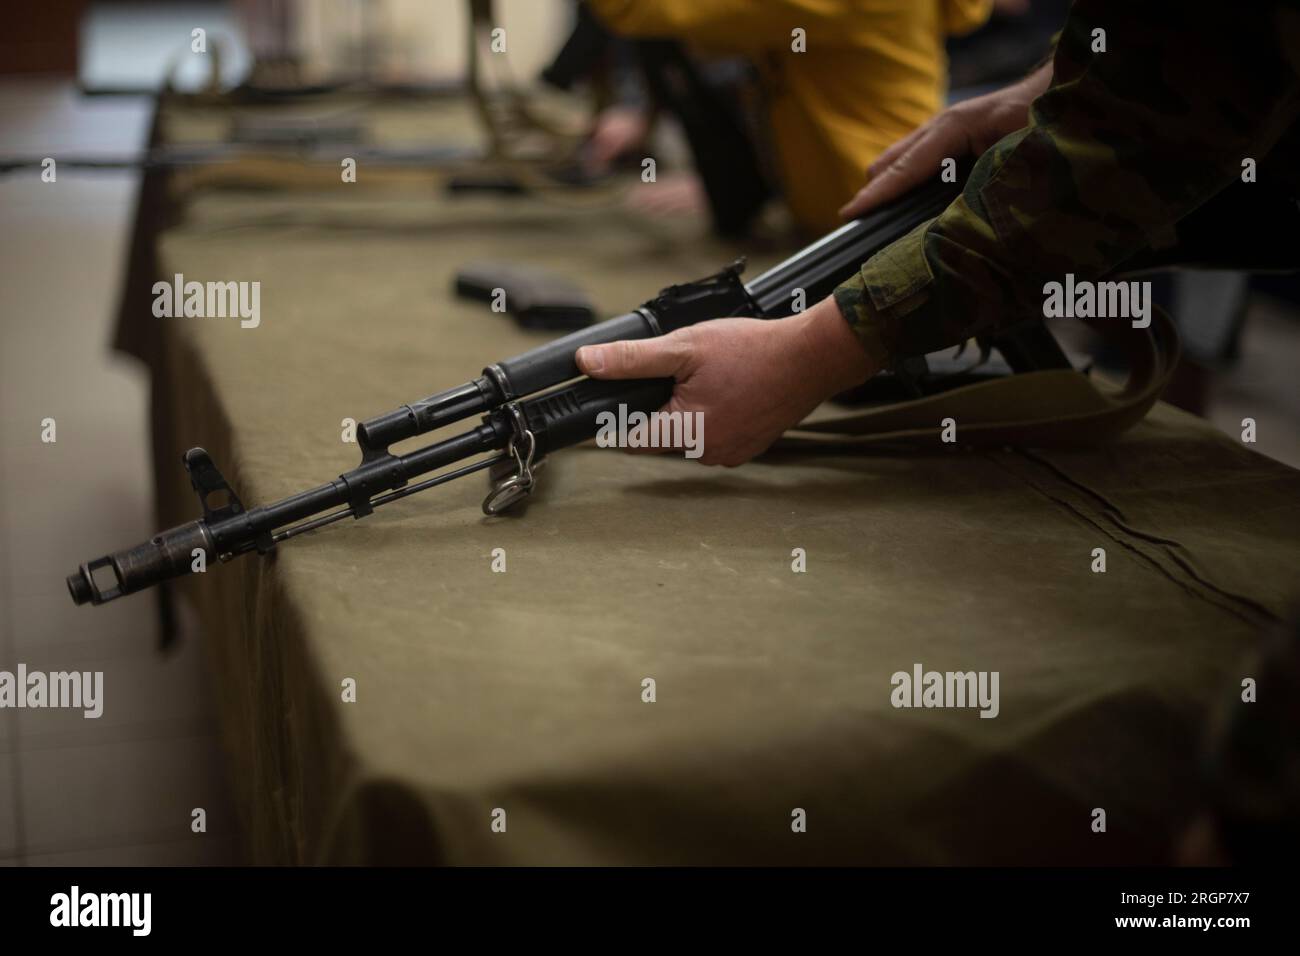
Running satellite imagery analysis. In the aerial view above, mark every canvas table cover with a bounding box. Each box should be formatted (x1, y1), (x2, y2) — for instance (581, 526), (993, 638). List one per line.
(111, 93), (1300, 864)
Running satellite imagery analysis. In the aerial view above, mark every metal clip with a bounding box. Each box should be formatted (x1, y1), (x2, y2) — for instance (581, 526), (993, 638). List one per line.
(482, 403), (542, 516)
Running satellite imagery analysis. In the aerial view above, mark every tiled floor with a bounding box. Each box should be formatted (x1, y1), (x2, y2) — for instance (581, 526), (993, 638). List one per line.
(0, 77), (239, 866)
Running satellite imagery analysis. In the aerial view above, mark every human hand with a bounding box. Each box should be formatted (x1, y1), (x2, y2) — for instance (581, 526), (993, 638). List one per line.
(584, 105), (651, 174)
(574, 295), (878, 466)
(838, 62), (1052, 220)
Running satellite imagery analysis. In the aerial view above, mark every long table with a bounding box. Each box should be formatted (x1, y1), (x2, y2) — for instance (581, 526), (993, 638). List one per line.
(110, 91), (1300, 864)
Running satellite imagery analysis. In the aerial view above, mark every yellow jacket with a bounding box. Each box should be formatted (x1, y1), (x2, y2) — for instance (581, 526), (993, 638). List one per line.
(588, 0), (991, 232)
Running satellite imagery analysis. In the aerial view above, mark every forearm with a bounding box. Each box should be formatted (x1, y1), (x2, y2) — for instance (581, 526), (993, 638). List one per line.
(797, 294), (881, 393)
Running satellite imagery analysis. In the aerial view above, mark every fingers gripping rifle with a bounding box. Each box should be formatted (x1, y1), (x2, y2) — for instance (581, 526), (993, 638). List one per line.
(68, 174), (988, 607)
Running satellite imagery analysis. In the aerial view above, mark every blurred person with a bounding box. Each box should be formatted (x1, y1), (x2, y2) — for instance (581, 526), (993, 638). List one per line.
(584, 0), (994, 234)
(581, 51), (757, 227)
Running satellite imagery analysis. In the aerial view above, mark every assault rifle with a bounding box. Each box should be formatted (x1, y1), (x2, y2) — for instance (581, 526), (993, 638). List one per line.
(68, 173), (1072, 607)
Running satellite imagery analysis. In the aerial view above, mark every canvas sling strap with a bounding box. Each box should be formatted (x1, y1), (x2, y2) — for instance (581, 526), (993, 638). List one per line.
(776, 306), (1181, 450)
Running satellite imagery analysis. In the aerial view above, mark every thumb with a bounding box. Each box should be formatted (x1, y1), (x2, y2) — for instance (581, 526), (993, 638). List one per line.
(576, 332), (694, 380)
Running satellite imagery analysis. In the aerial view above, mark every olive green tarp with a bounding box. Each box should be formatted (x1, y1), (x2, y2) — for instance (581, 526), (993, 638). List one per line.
(114, 93), (1300, 864)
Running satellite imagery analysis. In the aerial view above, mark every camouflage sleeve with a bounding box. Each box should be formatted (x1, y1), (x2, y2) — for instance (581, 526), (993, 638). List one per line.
(834, 0), (1300, 361)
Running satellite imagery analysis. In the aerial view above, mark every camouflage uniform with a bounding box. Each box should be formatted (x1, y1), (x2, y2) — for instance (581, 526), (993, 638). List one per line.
(834, 0), (1300, 367)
